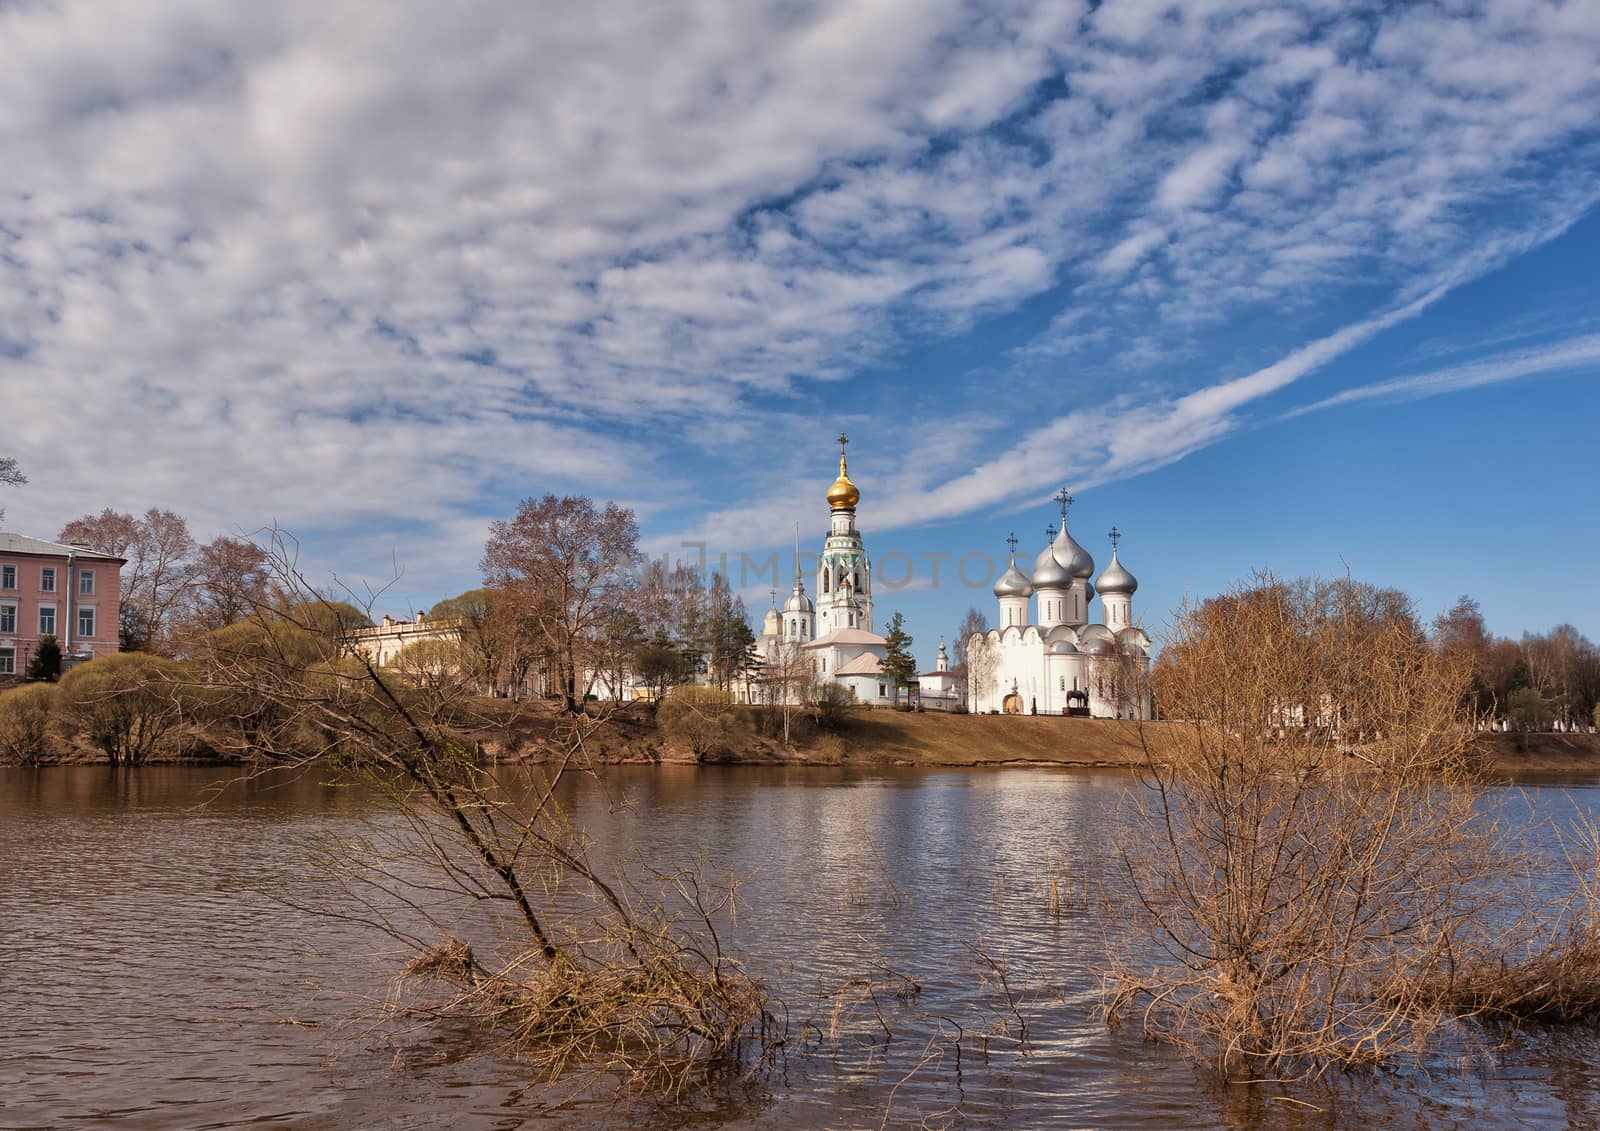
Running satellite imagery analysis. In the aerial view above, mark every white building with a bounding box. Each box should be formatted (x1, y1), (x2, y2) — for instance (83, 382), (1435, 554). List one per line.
(756, 435), (893, 705)
(917, 640), (966, 711)
(967, 490), (1152, 718)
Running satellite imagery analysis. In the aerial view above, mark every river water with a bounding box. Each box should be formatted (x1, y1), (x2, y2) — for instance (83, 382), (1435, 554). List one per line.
(2, 765), (1599, 1130)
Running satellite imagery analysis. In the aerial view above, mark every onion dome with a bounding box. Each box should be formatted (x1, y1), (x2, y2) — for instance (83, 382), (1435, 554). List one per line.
(762, 606), (781, 635)
(784, 588), (814, 614)
(1096, 549), (1138, 596)
(826, 453), (860, 511)
(1033, 540), (1072, 589)
(1054, 524), (1095, 579)
(994, 553), (1033, 598)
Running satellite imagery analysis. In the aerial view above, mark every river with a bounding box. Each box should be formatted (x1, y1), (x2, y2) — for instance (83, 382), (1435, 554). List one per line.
(2, 765), (1599, 1129)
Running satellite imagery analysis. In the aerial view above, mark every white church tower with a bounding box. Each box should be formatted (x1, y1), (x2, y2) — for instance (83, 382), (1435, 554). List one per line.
(994, 533), (1033, 628)
(1096, 526), (1138, 628)
(815, 432), (874, 636)
(782, 526), (816, 642)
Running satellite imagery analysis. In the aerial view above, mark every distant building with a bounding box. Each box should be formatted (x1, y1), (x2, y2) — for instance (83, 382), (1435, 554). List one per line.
(0, 532), (125, 678)
(917, 640), (966, 711)
(345, 610), (458, 669)
(967, 493), (1152, 719)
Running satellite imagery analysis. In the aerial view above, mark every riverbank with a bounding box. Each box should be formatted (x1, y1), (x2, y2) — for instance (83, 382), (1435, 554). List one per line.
(17, 694), (1599, 776)
(484, 702), (1600, 777)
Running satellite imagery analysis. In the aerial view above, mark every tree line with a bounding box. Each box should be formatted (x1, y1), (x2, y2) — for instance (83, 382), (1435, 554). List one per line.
(1432, 595), (1600, 731)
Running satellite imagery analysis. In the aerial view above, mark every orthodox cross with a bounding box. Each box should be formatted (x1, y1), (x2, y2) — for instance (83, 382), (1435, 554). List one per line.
(1055, 487), (1074, 521)
(1046, 524), (1057, 543)
(1005, 532), (1018, 553)
(1107, 526), (1122, 553)
(838, 432), (849, 458)
(770, 586), (779, 608)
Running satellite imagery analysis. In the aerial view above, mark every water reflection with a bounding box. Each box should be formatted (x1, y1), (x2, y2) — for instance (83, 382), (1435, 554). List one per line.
(0, 765), (1597, 1129)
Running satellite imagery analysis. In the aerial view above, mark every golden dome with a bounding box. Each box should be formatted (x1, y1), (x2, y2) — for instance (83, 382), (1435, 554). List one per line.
(826, 454), (860, 511)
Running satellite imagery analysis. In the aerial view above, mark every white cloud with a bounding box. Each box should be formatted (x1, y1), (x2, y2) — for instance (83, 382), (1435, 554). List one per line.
(0, 0), (1598, 603)
(1291, 332), (1600, 417)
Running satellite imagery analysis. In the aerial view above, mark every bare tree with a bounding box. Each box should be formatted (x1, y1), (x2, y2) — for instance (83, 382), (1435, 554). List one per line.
(0, 456), (23, 521)
(481, 496), (639, 713)
(761, 640), (811, 743)
(966, 632), (1000, 713)
(186, 536), (272, 634)
(951, 608), (988, 679)
(60, 507), (197, 653)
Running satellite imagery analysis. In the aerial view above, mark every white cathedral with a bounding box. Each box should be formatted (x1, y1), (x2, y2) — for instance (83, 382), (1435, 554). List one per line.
(966, 490), (1152, 719)
(756, 435), (896, 705)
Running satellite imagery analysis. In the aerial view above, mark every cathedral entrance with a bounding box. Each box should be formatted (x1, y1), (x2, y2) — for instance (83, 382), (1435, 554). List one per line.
(1002, 692), (1023, 715)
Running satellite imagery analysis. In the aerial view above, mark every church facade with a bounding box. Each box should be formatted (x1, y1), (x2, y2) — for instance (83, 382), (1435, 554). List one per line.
(757, 436), (893, 705)
(966, 491), (1152, 719)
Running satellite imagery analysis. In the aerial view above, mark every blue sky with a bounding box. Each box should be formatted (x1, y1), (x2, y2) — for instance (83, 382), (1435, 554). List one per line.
(1, 0), (1597, 667)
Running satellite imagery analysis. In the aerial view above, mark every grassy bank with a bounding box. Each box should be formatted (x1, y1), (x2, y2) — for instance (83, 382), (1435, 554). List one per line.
(12, 689), (1598, 776)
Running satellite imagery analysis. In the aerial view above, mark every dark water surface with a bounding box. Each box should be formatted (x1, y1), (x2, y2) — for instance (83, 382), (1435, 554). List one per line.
(3, 765), (1600, 1130)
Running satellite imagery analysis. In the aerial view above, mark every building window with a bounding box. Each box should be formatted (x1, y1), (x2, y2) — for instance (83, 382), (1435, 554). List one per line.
(39, 606), (55, 635)
(40, 568), (56, 592)
(0, 650), (12, 675)
(80, 570), (95, 595)
(0, 605), (12, 634)
(879, 682), (886, 697)
(1, 565), (13, 589)
(78, 608), (95, 638)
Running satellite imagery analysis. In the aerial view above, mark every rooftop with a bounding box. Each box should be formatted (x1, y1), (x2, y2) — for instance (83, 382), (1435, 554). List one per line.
(0, 532), (126, 563)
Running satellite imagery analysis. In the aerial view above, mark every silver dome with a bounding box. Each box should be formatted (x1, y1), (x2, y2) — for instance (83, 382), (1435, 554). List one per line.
(1054, 525), (1095, 579)
(1050, 641), (1079, 654)
(1096, 550), (1138, 596)
(784, 590), (814, 614)
(1033, 542), (1072, 589)
(1033, 524), (1094, 587)
(993, 554), (1033, 598)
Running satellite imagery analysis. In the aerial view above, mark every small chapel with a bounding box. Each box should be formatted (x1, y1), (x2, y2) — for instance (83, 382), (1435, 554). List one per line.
(756, 435), (894, 704)
(966, 490), (1152, 719)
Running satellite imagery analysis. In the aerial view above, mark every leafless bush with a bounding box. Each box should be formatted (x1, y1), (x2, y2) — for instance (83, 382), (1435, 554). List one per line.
(1106, 572), (1509, 1081)
(656, 686), (753, 760)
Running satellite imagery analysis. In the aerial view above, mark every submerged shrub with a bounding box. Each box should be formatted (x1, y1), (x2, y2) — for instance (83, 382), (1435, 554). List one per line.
(56, 652), (185, 766)
(1107, 573), (1501, 1082)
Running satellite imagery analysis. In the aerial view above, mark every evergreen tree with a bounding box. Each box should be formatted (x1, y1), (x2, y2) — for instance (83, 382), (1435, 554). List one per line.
(26, 635), (61, 682)
(881, 612), (916, 706)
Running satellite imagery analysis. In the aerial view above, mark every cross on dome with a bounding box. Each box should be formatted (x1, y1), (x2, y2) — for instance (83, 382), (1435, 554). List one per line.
(1006, 532), (1018, 553)
(1108, 526), (1122, 553)
(1055, 487), (1074, 521)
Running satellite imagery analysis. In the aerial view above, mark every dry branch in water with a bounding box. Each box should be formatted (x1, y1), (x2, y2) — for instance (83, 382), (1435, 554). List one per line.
(191, 531), (779, 1103)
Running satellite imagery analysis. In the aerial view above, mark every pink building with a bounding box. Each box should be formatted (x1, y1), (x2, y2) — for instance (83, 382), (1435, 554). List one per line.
(0, 533), (125, 678)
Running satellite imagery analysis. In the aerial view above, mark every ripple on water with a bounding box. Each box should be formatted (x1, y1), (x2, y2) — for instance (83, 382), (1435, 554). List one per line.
(4, 765), (1600, 1129)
